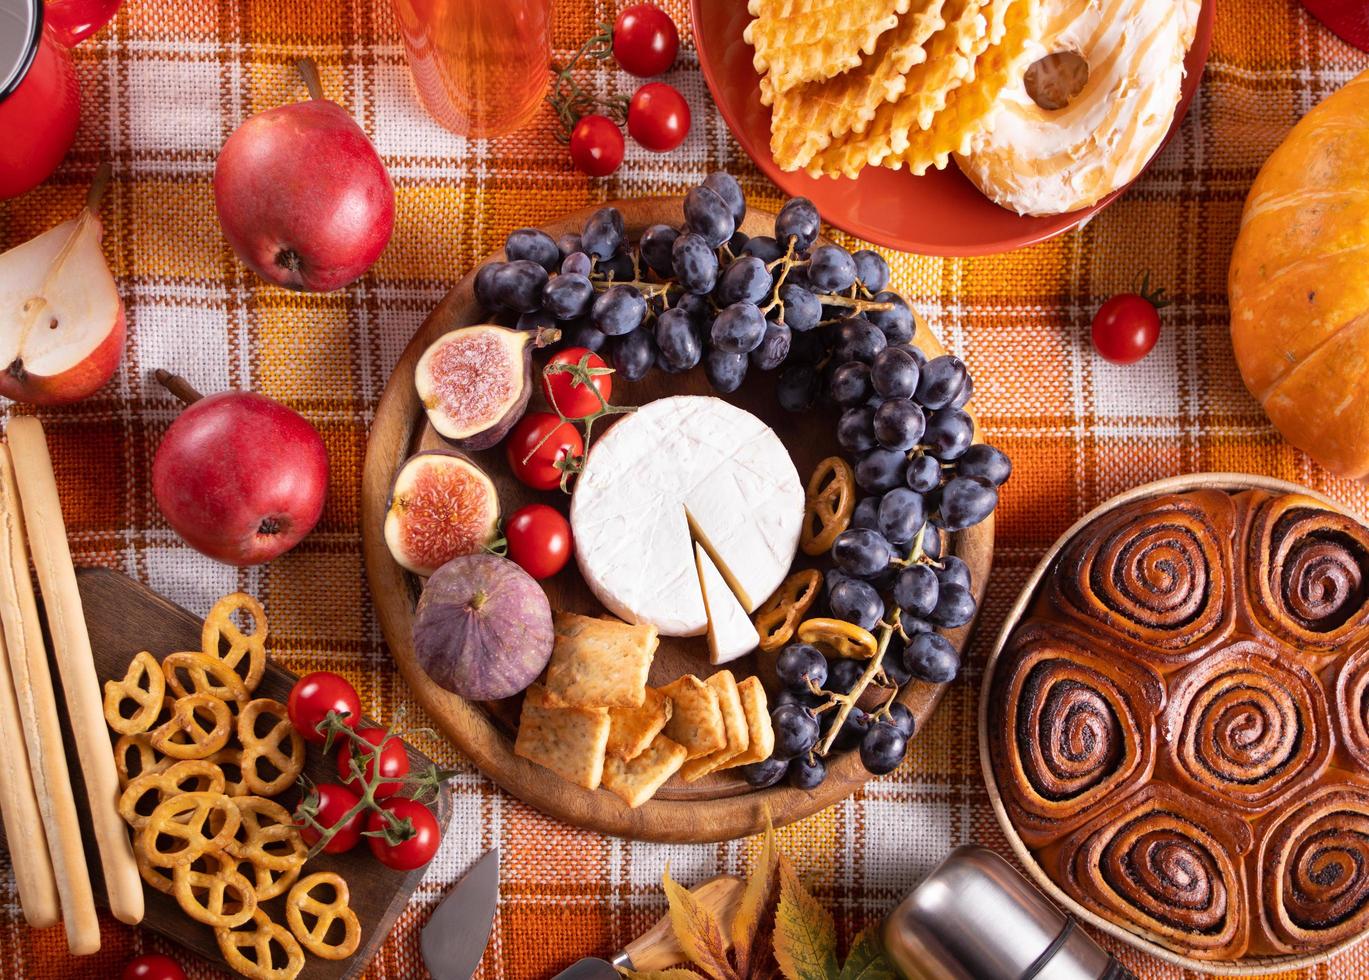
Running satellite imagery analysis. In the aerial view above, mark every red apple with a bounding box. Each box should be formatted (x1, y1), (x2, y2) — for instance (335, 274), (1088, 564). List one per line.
(214, 59), (394, 292)
(153, 380), (329, 566)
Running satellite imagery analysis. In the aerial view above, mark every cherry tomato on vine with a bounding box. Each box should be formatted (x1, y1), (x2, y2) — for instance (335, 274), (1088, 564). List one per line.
(338, 727), (410, 800)
(1091, 292), (1162, 364)
(287, 671), (362, 743)
(570, 114), (625, 177)
(506, 412), (584, 490)
(627, 82), (690, 152)
(613, 4), (679, 77)
(296, 782), (365, 854)
(367, 797), (441, 871)
(506, 504), (573, 579)
(541, 347), (613, 418)
(121, 955), (187, 980)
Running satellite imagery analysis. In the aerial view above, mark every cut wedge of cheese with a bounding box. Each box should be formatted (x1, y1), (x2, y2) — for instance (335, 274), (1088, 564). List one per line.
(695, 543), (761, 665)
(571, 396), (803, 637)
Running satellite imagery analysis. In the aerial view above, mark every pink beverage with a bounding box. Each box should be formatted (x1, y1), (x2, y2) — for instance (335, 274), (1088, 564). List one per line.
(391, 0), (552, 138)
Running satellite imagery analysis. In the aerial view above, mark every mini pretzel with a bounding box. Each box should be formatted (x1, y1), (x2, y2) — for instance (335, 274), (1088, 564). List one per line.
(226, 796), (308, 875)
(119, 759), (226, 831)
(238, 699), (305, 797)
(754, 569), (823, 652)
(163, 650), (249, 707)
(103, 651), (166, 735)
(241, 855), (302, 903)
(216, 909), (306, 980)
(202, 592), (268, 694)
(797, 617), (879, 660)
(150, 693), (233, 760)
(209, 746), (250, 797)
(136, 850), (175, 895)
(140, 791), (242, 868)
(285, 872), (361, 960)
(173, 847), (257, 929)
(800, 456), (856, 556)
(115, 733), (172, 788)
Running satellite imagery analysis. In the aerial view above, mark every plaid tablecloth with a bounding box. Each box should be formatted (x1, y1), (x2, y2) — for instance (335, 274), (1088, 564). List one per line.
(2, 0), (1368, 976)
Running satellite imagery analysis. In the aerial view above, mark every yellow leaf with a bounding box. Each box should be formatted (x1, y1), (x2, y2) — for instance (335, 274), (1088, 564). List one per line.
(837, 924), (897, 980)
(732, 818), (779, 978)
(664, 866), (741, 980)
(623, 971), (706, 980)
(773, 856), (839, 980)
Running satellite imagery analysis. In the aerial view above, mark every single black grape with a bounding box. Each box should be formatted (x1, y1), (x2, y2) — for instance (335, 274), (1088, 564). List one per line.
(851, 496), (880, 531)
(542, 273), (594, 320)
(581, 206), (624, 259)
(873, 399), (926, 452)
(887, 702), (916, 737)
(905, 453), (943, 493)
(877, 488), (925, 546)
(860, 722), (907, 775)
(893, 563), (939, 619)
(611, 328), (655, 382)
(867, 291), (913, 344)
(556, 233), (583, 261)
(655, 307), (703, 372)
(728, 230), (750, 254)
(712, 302), (767, 354)
(598, 249), (636, 283)
(902, 615), (933, 636)
(561, 251), (593, 277)
(684, 185), (736, 248)
(957, 444), (1012, 486)
(829, 577), (884, 631)
(892, 341), (927, 366)
(937, 555), (971, 590)
(592, 284), (647, 336)
(833, 316), (887, 364)
(716, 255), (772, 306)
(772, 703), (821, 759)
(777, 362), (821, 412)
(923, 408), (974, 461)
(870, 346), (920, 400)
(855, 448), (907, 493)
(853, 249), (890, 293)
(882, 652), (912, 687)
(808, 244), (857, 292)
(916, 355), (968, 410)
(825, 658), (865, 696)
(904, 633), (959, 683)
(639, 224), (678, 277)
(703, 172), (747, 225)
(505, 227), (560, 271)
(775, 197), (820, 251)
(742, 235), (784, 263)
(789, 754), (827, 790)
(751, 321), (792, 370)
(830, 706), (871, 751)
(672, 232), (719, 294)
(705, 349), (748, 393)
(776, 687), (825, 710)
(829, 361), (871, 406)
(777, 643), (828, 691)
(934, 476), (997, 532)
(564, 321), (609, 354)
(742, 756), (789, 788)
(950, 372), (973, 409)
(779, 283), (822, 332)
(676, 291), (710, 321)
(473, 262), (503, 308)
(923, 528), (945, 560)
(491, 259), (547, 313)
(838, 406), (878, 454)
(516, 309), (556, 332)
(832, 527), (893, 578)
(930, 582), (976, 628)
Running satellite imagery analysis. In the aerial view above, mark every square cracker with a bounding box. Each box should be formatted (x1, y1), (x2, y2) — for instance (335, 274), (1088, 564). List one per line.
(543, 612), (658, 709)
(514, 685), (610, 790)
(660, 675), (726, 759)
(607, 687), (673, 761)
(602, 734), (688, 808)
(681, 671), (751, 782)
(718, 675), (774, 771)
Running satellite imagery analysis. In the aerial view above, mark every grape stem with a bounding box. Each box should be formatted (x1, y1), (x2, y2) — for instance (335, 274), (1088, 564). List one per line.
(759, 239), (895, 323)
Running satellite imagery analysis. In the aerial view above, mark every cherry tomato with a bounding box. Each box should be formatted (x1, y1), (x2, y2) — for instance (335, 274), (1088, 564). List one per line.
(287, 671), (362, 743)
(506, 412), (584, 491)
(506, 504), (573, 579)
(338, 727), (410, 799)
(627, 83), (690, 152)
(296, 782), (365, 854)
(570, 114), (625, 177)
(1091, 292), (1162, 364)
(121, 955), (187, 980)
(613, 4), (679, 77)
(367, 797), (441, 871)
(541, 347), (612, 419)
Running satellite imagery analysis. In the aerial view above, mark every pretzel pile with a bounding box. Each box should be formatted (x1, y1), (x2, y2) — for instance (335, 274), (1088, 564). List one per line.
(102, 592), (360, 979)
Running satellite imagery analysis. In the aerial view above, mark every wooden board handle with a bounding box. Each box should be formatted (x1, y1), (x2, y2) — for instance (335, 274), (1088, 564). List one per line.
(624, 875), (744, 972)
(6, 418), (143, 927)
(0, 444), (99, 950)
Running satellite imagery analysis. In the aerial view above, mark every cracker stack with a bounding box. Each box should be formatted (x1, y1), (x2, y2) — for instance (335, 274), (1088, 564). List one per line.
(750, 0), (1042, 179)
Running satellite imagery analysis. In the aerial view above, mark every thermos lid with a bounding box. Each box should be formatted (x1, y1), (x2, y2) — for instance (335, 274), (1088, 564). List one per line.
(883, 846), (1135, 980)
(0, 0), (41, 101)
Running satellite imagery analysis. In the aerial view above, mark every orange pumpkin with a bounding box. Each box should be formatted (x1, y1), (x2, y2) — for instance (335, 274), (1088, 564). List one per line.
(1230, 68), (1369, 479)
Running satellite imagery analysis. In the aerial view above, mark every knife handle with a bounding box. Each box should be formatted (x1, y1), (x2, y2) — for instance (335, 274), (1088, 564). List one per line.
(619, 875), (745, 972)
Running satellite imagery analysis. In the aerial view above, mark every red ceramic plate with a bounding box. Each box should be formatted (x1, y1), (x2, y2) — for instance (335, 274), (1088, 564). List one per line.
(692, 0), (1215, 256)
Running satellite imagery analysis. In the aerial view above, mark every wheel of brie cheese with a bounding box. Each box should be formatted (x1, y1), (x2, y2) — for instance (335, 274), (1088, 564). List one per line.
(570, 396), (803, 659)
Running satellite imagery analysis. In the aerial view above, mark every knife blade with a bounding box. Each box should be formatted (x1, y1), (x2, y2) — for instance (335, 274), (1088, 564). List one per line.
(422, 847), (500, 980)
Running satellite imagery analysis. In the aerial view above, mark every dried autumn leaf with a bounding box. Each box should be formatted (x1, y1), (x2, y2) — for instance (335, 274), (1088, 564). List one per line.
(837, 924), (897, 980)
(773, 855), (839, 980)
(664, 866), (741, 980)
(626, 971), (708, 980)
(733, 819), (779, 978)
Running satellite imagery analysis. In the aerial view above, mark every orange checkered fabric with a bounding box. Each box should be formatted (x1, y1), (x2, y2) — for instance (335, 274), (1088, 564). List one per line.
(2, 0), (1369, 977)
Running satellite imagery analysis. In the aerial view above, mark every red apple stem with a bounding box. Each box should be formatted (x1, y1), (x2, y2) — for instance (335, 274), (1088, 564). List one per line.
(86, 162), (112, 212)
(296, 58), (324, 101)
(154, 369), (204, 406)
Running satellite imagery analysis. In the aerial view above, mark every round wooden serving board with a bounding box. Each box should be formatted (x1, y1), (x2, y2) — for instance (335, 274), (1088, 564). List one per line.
(363, 199), (994, 842)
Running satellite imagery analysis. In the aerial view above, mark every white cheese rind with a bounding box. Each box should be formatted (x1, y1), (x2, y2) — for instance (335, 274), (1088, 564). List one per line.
(695, 543), (760, 665)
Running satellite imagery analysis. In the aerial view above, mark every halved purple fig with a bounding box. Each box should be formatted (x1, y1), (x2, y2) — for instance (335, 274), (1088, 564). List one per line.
(414, 324), (559, 450)
(384, 450), (500, 576)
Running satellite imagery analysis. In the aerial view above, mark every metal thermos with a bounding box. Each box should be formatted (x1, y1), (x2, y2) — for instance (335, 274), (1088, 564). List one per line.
(883, 846), (1138, 980)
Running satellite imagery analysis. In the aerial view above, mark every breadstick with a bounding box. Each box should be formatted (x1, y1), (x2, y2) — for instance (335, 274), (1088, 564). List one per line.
(0, 444), (97, 950)
(6, 417), (143, 926)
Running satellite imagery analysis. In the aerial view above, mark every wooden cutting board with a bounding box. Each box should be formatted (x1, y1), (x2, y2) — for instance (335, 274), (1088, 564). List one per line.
(0, 568), (452, 979)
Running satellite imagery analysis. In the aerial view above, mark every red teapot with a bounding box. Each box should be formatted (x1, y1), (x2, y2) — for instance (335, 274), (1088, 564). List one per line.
(0, 0), (121, 200)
